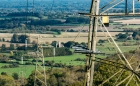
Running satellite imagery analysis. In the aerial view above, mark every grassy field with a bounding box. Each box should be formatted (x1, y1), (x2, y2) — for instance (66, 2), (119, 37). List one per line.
(121, 25), (140, 29)
(0, 64), (35, 78)
(44, 54), (86, 65)
(97, 42), (138, 54)
(0, 54), (86, 78)
(0, 40), (139, 78)
(0, 40), (138, 78)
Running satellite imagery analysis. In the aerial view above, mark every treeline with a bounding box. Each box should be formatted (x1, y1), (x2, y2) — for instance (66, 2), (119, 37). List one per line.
(31, 19), (63, 26)
(11, 33), (29, 43)
(65, 17), (89, 24)
(0, 12), (89, 31)
(7, 12), (41, 17)
(43, 47), (72, 57)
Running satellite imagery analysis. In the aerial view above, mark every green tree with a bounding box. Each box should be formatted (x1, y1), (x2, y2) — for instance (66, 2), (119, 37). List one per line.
(9, 44), (15, 50)
(116, 33), (127, 39)
(14, 51), (24, 57)
(12, 73), (19, 80)
(47, 75), (57, 86)
(64, 41), (75, 48)
(0, 75), (16, 86)
(80, 42), (87, 46)
(18, 35), (28, 43)
(1, 72), (7, 75)
(2, 38), (5, 42)
(98, 39), (105, 43)
(51, 41), (57, 47)
(132, 31), (137, 39)
(11, 33), (18, 43)
(26, 71), (44, 86)
(1, 44), (6, 51)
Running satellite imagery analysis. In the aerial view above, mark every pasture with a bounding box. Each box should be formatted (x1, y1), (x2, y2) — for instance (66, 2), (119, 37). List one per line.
(0, 19), (139, 78)
(0, 39), (139, 78)
(0, 54), (86, 78)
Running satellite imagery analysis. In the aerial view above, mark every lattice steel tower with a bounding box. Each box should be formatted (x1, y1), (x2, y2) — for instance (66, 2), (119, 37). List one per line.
(34, 37), (47, 86)
(79, 0), (140, 86)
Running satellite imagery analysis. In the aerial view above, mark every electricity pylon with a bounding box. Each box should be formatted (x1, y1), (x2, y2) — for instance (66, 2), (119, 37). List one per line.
(79, 0), (140, 86)
(34, 37), (47, 86)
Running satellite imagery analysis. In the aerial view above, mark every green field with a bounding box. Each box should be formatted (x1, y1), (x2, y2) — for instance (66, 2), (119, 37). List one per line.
(0, 40), (139, 78)
(0, 54), (87, 78)
(97, 41), (138, 54)
(121, 25), (140, 29)
(0, 64), (35, 78)
(44, 54), (86, 65)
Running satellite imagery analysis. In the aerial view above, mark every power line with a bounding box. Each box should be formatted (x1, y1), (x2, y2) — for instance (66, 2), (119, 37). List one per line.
(72, 24), (86, 42)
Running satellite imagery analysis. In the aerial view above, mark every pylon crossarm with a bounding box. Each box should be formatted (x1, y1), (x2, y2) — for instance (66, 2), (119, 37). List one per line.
(80, 0), (124, 16)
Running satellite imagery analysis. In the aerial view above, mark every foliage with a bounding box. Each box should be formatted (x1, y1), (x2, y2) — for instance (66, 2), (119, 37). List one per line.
(65, 17), (89, 24)
(11, 33), (29, 43)
(75, 58), (86, 62)
(9, 44), (15, 50)
(1, 44), (6, 51)
(1, 72), (7, 75)
(31, 19), (63, 26)
(69, 81), (84, 86)
(116, 33), (127, 39)
(26, 66), (85, 86)
(43, 47), (72, 57)
(1, 63), (19, 68)
(12, 73), (19, 80)
(64, 41), (79, 48)
(93, 61), (135, 86)
(51, 41), (57, 47)
(98, 39), (106, 43)
(0, 75), (16, 86)
(132, 31), (137, 39)
(0, 55), (9, 63)
(11, 33), (18, 43)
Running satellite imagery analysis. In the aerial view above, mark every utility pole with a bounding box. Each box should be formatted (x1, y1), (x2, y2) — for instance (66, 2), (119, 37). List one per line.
(89, 0), (100, 86)
(85, 0), (94, 85)
(83, 0), (100, 86)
